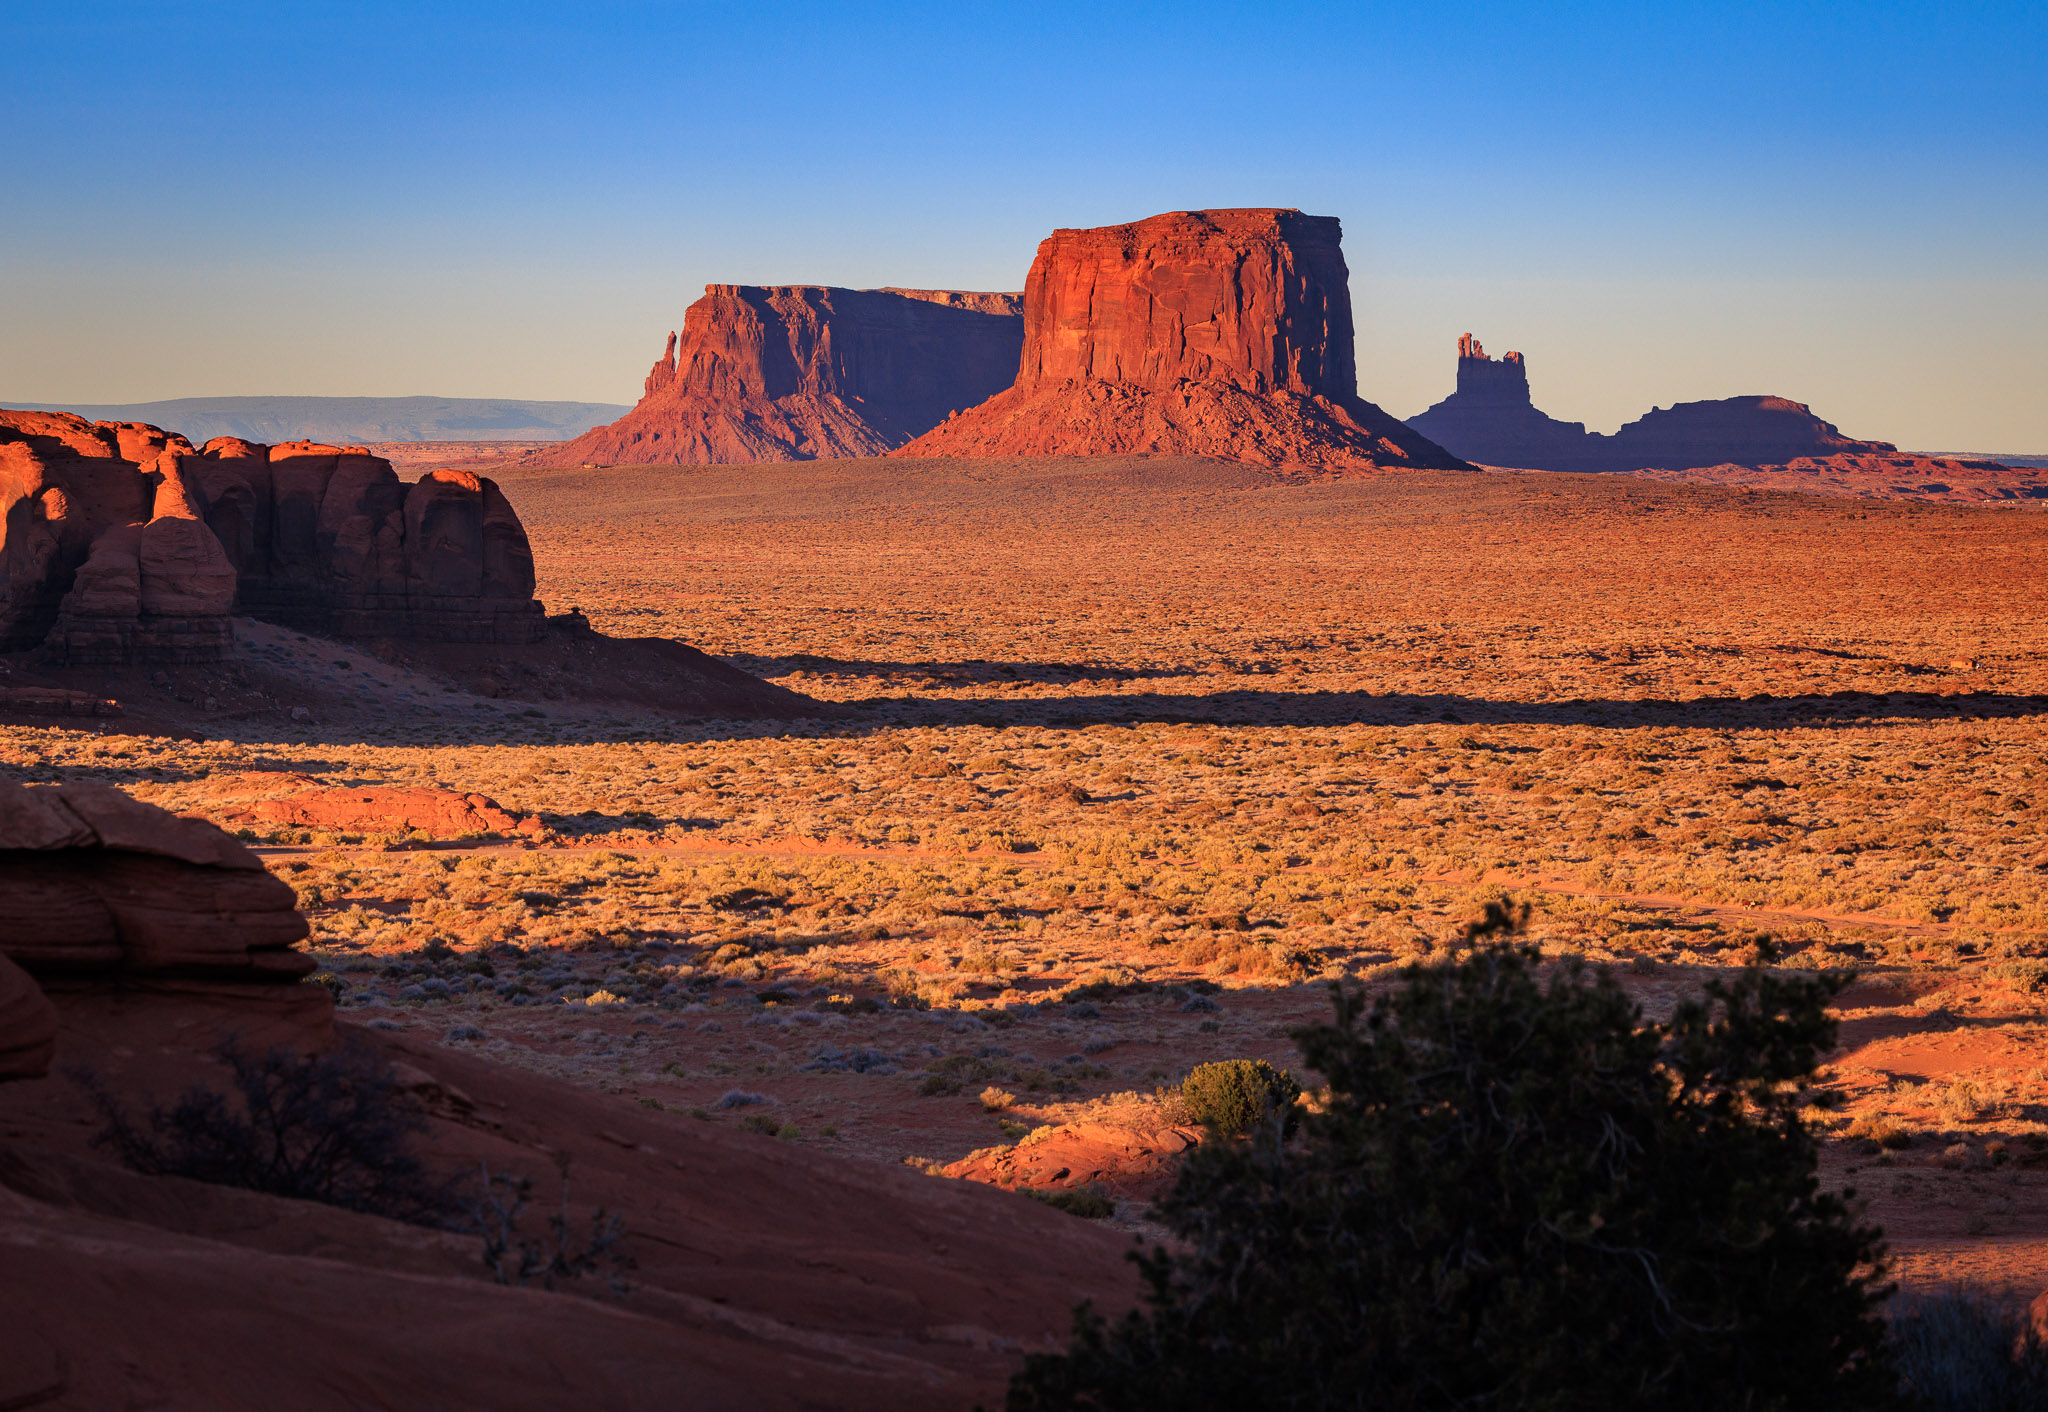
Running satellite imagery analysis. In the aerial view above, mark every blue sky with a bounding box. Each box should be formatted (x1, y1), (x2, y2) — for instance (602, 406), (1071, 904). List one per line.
(3, 0), (2043, 449)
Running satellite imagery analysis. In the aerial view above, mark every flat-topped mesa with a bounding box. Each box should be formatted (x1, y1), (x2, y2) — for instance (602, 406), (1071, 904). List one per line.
(897, 208), (1466, 470)
(878, 288), (1026, 317)
(1594, 395), (1890, 472)
(0, 408), (543, 662)
(545, 286), (1026, 465)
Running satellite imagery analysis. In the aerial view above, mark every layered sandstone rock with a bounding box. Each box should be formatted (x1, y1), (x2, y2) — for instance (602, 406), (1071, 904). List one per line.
(0, 409), (544, 660)
(1405, 337), (2013, 481)
(897, 209), (1465, 470)
(0, 780), (312, 982)
(548, 286), (1026, 465)
(878, 288), (1026, 317)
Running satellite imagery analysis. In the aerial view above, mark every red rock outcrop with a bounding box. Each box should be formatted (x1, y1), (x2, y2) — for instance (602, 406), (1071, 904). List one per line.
(0, 408), (545, 661)
(547, 286), (1026, 465)
(213, 781), (545, 839)
(0, 409), (228, 662)
(1405, 337), (2016, 483)
(896, 209), (1466, 470)
(939, 1119), (1202, 1200)
(0, 780), (312, 981)
(0, 793), (1140, 1412)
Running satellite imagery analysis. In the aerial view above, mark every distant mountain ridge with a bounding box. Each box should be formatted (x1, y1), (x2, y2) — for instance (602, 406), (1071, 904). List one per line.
(3, 396), (630, 445)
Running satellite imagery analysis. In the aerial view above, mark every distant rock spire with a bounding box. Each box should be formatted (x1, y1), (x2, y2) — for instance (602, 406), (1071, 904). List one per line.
(1452, 334), (1532, 403)
(644, 331), (678, 400)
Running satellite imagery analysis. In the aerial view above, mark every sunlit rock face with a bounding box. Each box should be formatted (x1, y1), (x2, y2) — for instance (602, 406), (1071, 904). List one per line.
(896, 208), (1466, 470)
(0, 409), (543, 661)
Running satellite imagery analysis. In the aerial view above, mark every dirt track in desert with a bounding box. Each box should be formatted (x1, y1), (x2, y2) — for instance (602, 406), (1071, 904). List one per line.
(8, 455), (2048, 1294)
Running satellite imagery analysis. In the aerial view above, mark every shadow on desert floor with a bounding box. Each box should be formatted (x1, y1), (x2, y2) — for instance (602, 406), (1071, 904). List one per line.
(837, 685), (2048, 734)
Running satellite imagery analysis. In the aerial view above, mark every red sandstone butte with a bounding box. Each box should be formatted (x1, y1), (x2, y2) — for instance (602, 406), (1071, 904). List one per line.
(545, 286), (1025, 465)
(896, 209), (1466, 471)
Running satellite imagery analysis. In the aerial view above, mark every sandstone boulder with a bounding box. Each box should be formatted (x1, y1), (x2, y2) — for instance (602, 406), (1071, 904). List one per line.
(938, 1119), (1201, 1201)
(0, 408), (122, 460)
(138, 459), (238, 617)
(224, 441), (542, 642)
(0, 780), (312, 981)
(545, 285), (1026, 465)
(897, 209), (1466, 471)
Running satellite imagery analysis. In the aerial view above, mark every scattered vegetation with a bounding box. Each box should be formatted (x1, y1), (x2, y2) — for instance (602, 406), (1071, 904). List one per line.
(1888, 1287), (2048, 1411)
(1025, 1187), (1116, 1219)
(15, 467), (2048, 1310)
(466, 1156), (629, 1293)
(82, 1038), (454, 1226)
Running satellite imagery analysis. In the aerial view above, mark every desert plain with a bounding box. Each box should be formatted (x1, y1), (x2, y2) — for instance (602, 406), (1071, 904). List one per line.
(8, 453), (2048, 1322)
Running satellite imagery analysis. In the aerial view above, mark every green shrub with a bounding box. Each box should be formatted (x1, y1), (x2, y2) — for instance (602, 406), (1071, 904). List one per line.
(83, 1037), (454, 1226)
(1010, 905), (1898, 1411)
(1889, 1287), (2048, 1410)
(1027, 1187), (1115, 1219)
(1179, 1059), (1299, 1138)
(467, 1158), (627, 1293)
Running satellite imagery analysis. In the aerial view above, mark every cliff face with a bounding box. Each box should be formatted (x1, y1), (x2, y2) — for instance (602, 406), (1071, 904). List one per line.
(896, 209), (1464, 470)
(0, 409), (543, 662)
(1403, 337), (1993, 478)
(548, 286), (1026, 465)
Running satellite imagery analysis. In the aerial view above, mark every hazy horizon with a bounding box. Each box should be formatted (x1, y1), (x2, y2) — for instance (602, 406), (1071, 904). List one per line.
(5, 1), (2042, 450)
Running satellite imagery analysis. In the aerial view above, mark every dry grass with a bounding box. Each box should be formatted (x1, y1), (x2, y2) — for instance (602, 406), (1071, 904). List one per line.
(7, 456), (2048, 1266)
